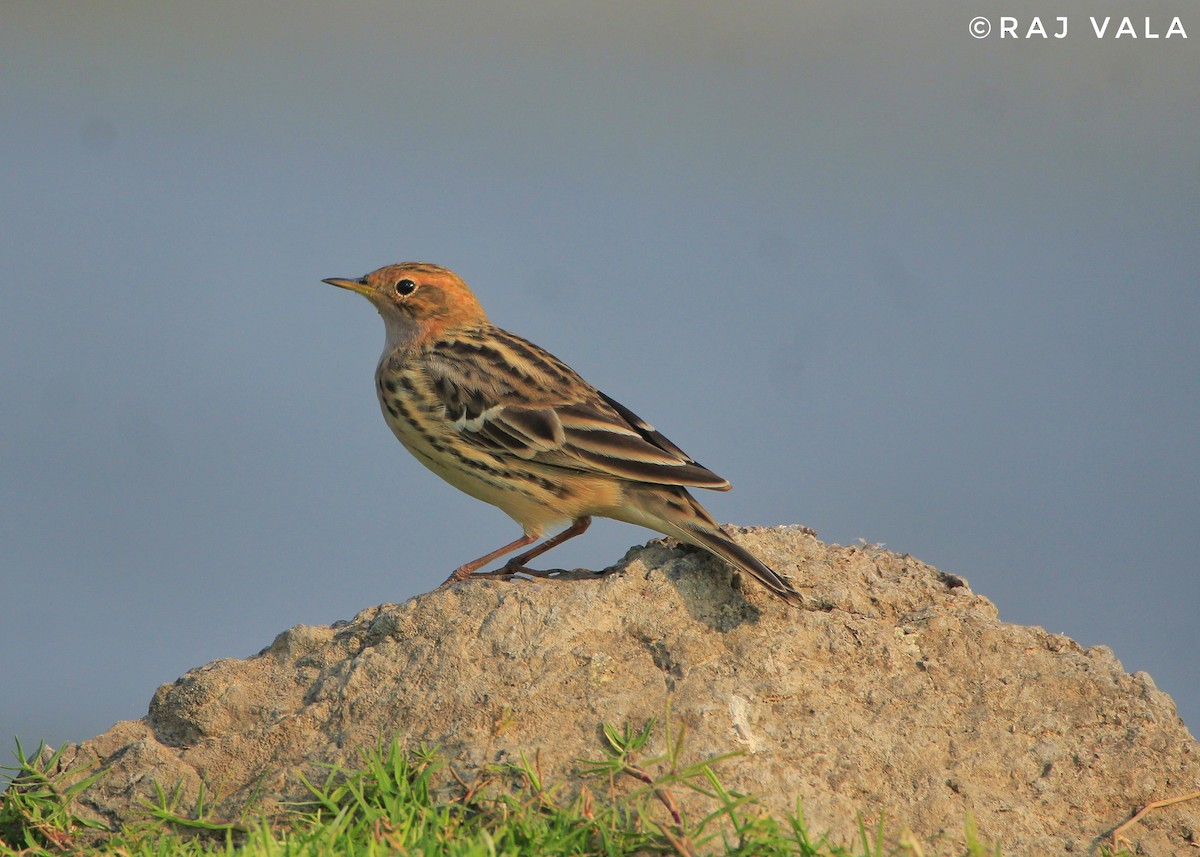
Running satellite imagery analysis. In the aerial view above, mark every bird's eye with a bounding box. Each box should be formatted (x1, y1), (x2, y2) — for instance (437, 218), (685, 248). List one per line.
(395, 278), (417, 296)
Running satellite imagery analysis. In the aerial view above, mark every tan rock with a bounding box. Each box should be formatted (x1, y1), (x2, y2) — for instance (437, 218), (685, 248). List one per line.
(55, 527), (1199, 853)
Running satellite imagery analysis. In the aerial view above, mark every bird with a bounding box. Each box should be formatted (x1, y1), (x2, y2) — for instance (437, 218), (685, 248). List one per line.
(322, 262), (802, 605)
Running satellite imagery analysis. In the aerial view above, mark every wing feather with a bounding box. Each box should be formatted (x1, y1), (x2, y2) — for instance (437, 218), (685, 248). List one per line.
(425, 329), (732, 490)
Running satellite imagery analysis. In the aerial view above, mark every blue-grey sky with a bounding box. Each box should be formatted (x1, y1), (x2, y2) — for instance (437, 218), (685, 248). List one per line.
(3, 2), (1198, 752)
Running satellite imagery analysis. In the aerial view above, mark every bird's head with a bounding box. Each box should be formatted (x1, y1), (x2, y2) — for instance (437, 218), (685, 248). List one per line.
(323, 262), (488, 347)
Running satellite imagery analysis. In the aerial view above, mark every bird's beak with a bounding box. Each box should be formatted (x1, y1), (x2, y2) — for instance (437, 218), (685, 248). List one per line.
(322, 277), (370, 296)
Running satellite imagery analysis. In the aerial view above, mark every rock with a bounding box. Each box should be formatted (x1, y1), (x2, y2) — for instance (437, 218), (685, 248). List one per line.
(53, 527), (1198, 853)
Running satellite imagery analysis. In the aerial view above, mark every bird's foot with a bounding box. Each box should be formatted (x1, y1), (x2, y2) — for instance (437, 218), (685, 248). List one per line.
(470, 563), (557, 580)
(512, 565), (565, 579)
(467, 566), (522, 581)
(441, 562), (620, 588)
(473, 563), (617, 582)
(436, 563), (480, 590)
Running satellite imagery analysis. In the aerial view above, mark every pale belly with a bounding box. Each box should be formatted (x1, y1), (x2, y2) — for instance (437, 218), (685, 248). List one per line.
(377, 393), (620, 537)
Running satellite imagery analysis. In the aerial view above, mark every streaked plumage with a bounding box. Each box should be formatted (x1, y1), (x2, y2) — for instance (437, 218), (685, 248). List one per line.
(323, 262), (802, 605)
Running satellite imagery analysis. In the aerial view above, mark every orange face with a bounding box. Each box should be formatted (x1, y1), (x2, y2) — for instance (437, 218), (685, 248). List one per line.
(324, 262), (488, 338)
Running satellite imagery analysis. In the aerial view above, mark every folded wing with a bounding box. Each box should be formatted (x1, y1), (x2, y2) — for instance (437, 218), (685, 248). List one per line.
(426, 330), (732, 491)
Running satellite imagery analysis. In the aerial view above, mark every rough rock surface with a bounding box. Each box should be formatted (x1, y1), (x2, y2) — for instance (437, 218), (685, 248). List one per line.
(56, 527), (1198, 853)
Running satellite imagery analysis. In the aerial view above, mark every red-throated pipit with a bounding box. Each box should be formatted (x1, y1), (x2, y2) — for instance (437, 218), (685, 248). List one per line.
(323, 262), (801, 605)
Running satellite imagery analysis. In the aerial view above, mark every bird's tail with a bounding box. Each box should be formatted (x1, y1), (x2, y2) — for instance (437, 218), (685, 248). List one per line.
(677, 518), (805, 606)
(624, 485), (804, 606)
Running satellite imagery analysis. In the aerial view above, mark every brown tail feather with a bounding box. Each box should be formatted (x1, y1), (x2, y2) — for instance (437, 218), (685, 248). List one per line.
(679, 522), (804, 606)
(618, 484), (804, 606)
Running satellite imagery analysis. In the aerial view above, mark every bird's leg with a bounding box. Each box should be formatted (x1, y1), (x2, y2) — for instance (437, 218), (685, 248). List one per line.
(498, 517), (592, 577)
(438, 533), (538, 589)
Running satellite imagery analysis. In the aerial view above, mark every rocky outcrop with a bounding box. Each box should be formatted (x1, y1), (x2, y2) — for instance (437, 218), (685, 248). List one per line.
(55, 527), (1198, 853)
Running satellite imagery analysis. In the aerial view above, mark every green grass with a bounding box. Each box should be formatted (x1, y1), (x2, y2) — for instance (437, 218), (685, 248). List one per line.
(0, 720), (1123, 856)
